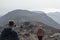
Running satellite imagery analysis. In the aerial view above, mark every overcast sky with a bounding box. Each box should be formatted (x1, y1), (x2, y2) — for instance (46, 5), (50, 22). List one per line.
(0, 0), (60, 16)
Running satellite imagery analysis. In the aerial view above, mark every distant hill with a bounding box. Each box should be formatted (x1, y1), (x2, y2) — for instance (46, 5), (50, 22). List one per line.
(47, 12), (60, 24)
(0, 9), (60, 29)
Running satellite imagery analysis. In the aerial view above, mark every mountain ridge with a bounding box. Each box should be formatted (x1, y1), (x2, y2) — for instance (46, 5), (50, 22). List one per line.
(0, 9), (60, 29)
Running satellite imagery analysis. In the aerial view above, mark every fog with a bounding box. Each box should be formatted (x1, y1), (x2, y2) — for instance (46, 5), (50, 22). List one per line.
(0, 0), (60, 16)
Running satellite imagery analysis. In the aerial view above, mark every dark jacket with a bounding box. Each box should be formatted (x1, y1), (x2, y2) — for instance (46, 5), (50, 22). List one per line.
(0, 28), (19, 40)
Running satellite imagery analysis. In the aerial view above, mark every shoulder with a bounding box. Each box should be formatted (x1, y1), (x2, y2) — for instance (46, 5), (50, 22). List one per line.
(10, 31), (19, 38)
(12, 31), (18, 35)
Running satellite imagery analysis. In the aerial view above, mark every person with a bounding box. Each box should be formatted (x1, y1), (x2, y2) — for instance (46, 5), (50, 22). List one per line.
(0, 20), (19, 40)
(37, 28), (44, 40)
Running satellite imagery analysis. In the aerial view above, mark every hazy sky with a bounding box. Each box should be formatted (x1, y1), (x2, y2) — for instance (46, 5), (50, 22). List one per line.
(0, 0), (60, 16)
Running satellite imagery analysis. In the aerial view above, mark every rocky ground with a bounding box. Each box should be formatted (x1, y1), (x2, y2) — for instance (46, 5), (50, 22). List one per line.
(0, 22), (60, 40)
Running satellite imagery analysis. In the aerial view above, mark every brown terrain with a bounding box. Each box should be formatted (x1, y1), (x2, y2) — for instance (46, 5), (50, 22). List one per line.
(0, 21), (60, 40)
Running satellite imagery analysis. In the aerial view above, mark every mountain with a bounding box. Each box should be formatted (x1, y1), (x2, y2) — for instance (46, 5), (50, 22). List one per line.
(47, 12), (60, 24)
(0, 9), (60, 29)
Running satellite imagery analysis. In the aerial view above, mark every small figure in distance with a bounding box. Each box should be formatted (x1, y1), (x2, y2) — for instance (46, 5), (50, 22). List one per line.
(37, 27), (44, 40)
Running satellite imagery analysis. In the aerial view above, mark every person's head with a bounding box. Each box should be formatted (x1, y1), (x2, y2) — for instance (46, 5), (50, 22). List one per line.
(8, 20), (15, 27)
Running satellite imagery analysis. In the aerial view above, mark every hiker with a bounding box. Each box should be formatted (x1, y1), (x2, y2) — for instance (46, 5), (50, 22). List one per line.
(0, 20), (19, 40)
(37, 28), (44, 40)
(20, 24), (24, 31)
(20, 24), (24, 29)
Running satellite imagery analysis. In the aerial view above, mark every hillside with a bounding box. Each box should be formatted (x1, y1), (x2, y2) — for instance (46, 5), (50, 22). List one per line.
(47, 12), (60, 24)
(0, 9), (60, 29)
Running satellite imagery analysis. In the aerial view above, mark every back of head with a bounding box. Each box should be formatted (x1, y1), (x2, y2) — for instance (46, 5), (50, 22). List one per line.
(8, 20), (14, 26)
(38, 29), (42, 32)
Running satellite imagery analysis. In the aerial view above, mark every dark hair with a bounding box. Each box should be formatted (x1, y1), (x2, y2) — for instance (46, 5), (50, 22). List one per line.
(9, 21), (14, 26)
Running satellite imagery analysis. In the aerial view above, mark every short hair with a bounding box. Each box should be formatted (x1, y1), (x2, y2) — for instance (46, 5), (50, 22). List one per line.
(9, 20), (14, 26)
